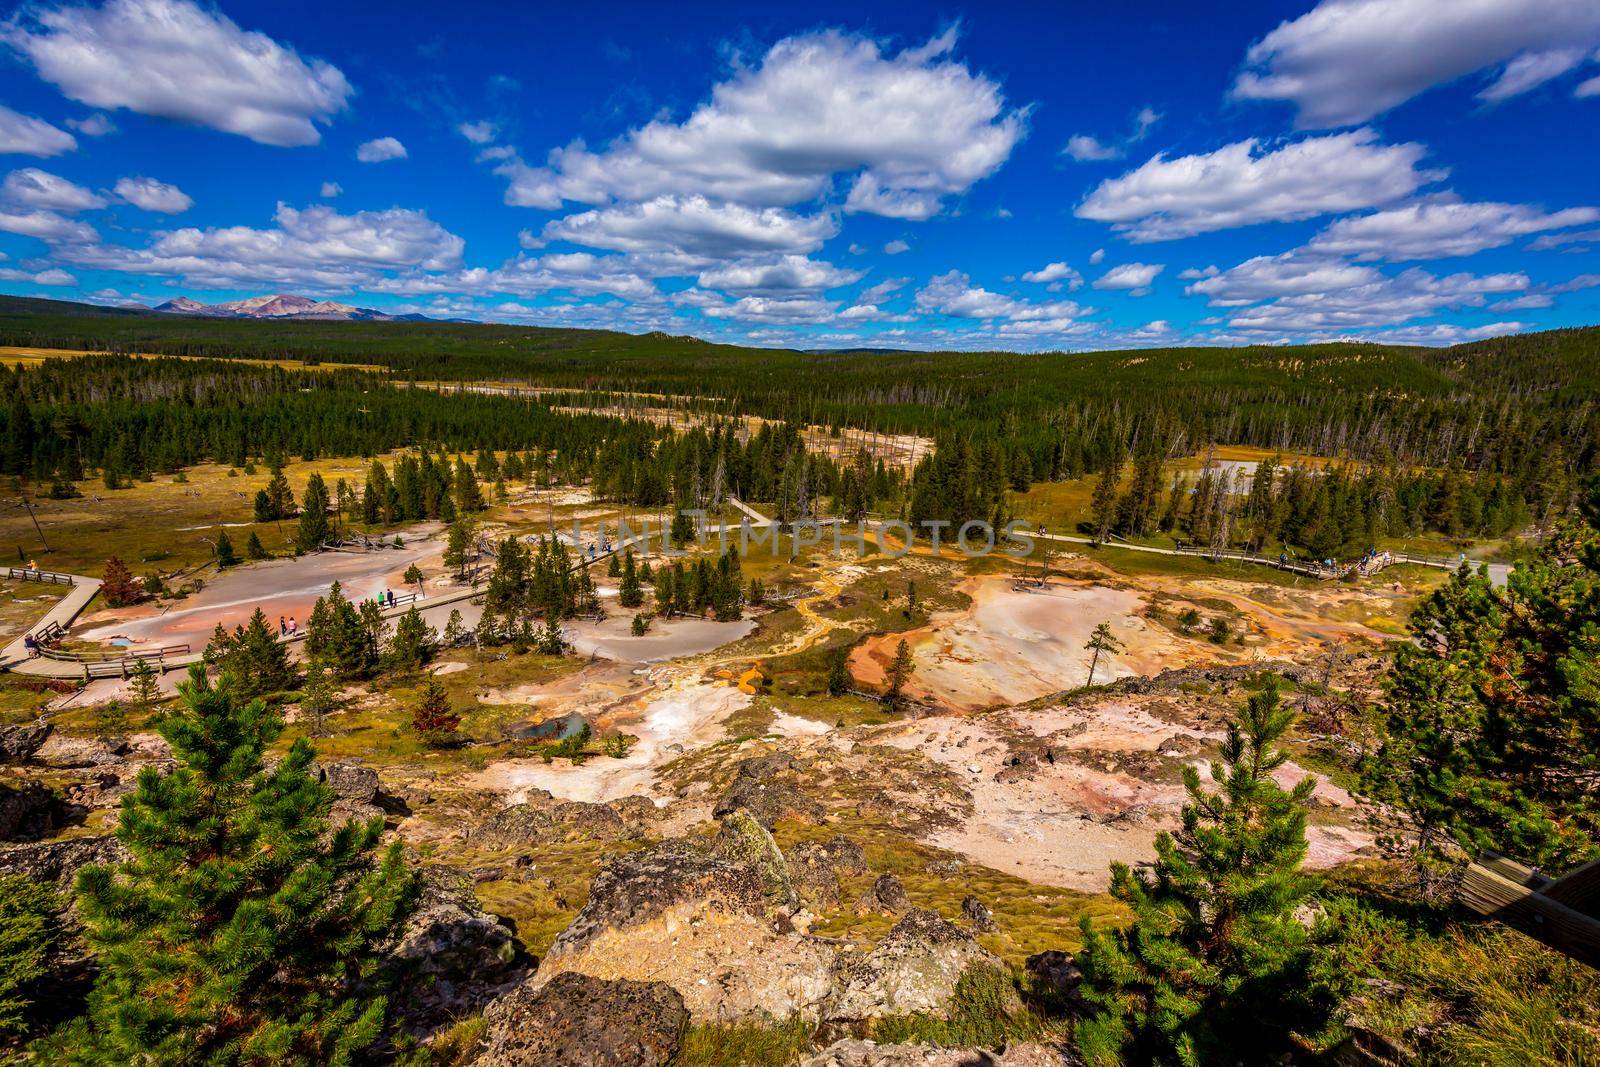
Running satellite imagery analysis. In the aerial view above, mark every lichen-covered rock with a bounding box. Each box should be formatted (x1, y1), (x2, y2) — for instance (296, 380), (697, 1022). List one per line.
(33, 733), (124, 768)
(384, 866), (525, 1037)
(0, 721), (52, 764)
(826, 909), (1020, 1022)
(855, 873), (910, 916)
(474, 803), (554, 847)
(475, 971), (687, 1066)
(535, 833), (834, 1021)
(607, 794), (660, 833)
(0, 834), (128, 890)
(551, 800), (630, 842)
(319, 760), (379, 803)
(713, 773), (825, 829)
(802, 1039), (1076, 1066)
(961, 894), (997, 932)
(1024, 950), (1083, 1007)
(790, 835), (869, 908)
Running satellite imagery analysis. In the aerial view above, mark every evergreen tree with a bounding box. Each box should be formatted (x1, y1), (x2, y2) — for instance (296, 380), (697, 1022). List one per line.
(101, 556), (142, 608)
(670, 508), (696, 547)
(443, 515), (476, 579)
(384, 606), (437, 673)
(304, 583), (377, 681)
(441, 609), (466, 648)
(211, 608), (296, 699)
(827, 647), (850, 697)
(885, 639), (915, 710)
(412, 677), (460, 745)
(403, 563), (425, 595)
(1090, 455), (1123, 543)
(94, 699), (129, 746)
(1084, 621), (1123, 688)
(295, 472), (331, 552)
(452, 457), (484, 513)
(300, 661), (338, 738)
(1074, 680), (1324, 1065)
(245, 531), (269, 560)
(214, 529), (237, 568)
(618, 548), (643, 608)
(631, 613), (649, 636)
(0, 873), (58, 1036)
(62, 668), (415, 1062)
(1364, 477), (1600, 878)
(127, 657), (161, 710)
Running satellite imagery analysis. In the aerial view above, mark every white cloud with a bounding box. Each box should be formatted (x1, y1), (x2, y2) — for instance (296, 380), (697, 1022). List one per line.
(1232, 0), (1600, 127)
(356, 137), (407, 163)
(1, 168), (105, 212)
(540, 195), (835, 261)
(883, 239), (910, 255)
(61, 202), (464, 289)
(1093, 263), (1164, 293)
(320, 181), (342, 198)
(0, 265), (76, 285)
(1022, 261), (1084, 288)
(1221, 266), (1529, 333)
(915, 270), (1087, 321)
(857, 277), (907, 304)
(0, 105), (76, 157)
(1184, 252), (1384, 306)
(458, 120), (497, 144)
(494, 29), (1023, 219)
(3, 0), (352, 147)
(0, 207), (96, 243)
(1089, 248), (1105, 265)
(114, 175), (191, 213)
(696, 255), (862, 294)
(1579, 71), (1600, 96)
(1528, 226), (1600, 251)
(64, 113), (113, 136)
(1355, 322), (1528, 345)
(1064, 134), (1120, 162)
(701, 294), (841, 324)
(1307, 198), (1600, 260)
(1077, 129), (1443, 241)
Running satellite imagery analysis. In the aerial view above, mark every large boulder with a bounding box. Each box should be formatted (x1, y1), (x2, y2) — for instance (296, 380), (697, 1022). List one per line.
(474, 803), (553, 847)
(383, 866), (525, 1037)
(475, 798), (638, 848)
(826, 909), (1021, 1022)
(713, 770), (825, 829)
(534, 815), (834, 1021)
(0, 779), (70, 842)
(475, 971), (687, 1067)
(855, 873), (911, 917)
(33, 732), (126, 768)
(789, 835), (870, 910)
(0, 721), (52, 764)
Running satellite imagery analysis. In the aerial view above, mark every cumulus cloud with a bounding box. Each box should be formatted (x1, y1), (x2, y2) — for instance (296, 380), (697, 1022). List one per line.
(1093, 262), (1164, 293)
(1232, 0), (1600, 127)
(3, 0), (352, 147)
(458, 120), (497, 144)
(114, 175), (191, 213)
(696, 255), (862, 294)
(494, 28), (1024, 219)
(0, 265), (76, 286)
(1089, 248), (1106, 265)
(915, 270), (1087, 321)
(357, 137), (407, 163)
(0, 207), (96, 243)
(1219, 265), (1529, 333)
(1077, 129), (1443, 241)
(1307, 198), (1600, 260)
(1022, 261), (1084, 288)
(0, 105), (76, 157)
(540, 195), (835, 261)
(701, 294), (841, 325)
(1184, 252), (1384, 306)
(60, 202), (464, 289)
(320, 181), (342, 198)
(883, 239), (910, 255)
(1, 168), (105, 212)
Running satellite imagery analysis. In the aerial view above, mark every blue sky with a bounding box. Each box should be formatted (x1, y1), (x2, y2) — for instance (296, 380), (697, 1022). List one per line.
(1, 0), (1598, 350)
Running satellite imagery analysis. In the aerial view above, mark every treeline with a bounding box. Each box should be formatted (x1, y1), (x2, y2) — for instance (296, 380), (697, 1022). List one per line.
(3, 296), (1597, 484)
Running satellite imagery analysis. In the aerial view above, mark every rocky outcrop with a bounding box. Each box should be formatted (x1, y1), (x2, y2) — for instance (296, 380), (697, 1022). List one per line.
(384, 866), (525, 1037)
(475, 971), (687, 1066)
(826, 910), (1020, 1022)
(962, 894), (997, 932)
(1096, 661), (1301, 697)
(1024, 950), (1083, 1009)
(33, 733), (125, 768)
(474, 795), (646, 848)
(475, 802), (552, 846)
(0, 835), (130, 1016)
(0, 833), (127, 890)
(802, 1039), (1076, 1066)
(714, 771), (826, 829)
(534, 816), (834, 1021)
(0, 779), (71, 842)
(0, 721), (52, 764)
(789, 834), (866, 909)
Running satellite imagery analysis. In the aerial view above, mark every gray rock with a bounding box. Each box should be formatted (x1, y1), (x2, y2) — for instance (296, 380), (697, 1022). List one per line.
(0, 834), (127, 891)
(961, 894), (997, 933)
(475, 802), (554, 847)
(475, 971), (687, 1066)
(826, 909), (1020, 1022)
(1024, 950), (1083, 1007)
(0, 780), (68, 842)
(713, 773), (825, 829)
(802, 1039), (1077, 1066)
(856, 873), (910, 916)
(0, 721), (52, 764)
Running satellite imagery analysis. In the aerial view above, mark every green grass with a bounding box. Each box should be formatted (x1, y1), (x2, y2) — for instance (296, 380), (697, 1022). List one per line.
(871, 964), (1055, 1048)
(673, 1016), (815, 1067)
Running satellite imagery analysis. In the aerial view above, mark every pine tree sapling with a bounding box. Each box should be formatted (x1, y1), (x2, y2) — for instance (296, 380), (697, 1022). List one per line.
(0, 874), (58, 1036)
(245, 531), (270, 560)
(1084, 621), (1123, 688)
(885, 638), (915, 709)
(827, 647), (851, 697)
(214, 528), (238, 568)
(412, 677), (462, 745)
(66, 667), (415, 1062)
(100, 556), (142, 608)
(1075, 680), (1324, 1065)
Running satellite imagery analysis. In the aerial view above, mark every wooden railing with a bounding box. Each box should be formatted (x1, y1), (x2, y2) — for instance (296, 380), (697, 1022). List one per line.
(6, 566), (75, 586)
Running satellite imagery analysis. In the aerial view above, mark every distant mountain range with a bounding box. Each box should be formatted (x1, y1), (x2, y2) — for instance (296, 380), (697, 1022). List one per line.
(153, 293), (436, 322)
